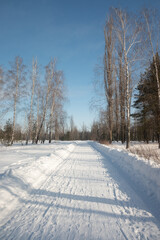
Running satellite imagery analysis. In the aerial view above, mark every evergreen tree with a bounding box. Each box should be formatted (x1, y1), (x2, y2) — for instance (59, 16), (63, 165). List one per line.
(133, 53), (160, 144)
(3, 119), (13, 145)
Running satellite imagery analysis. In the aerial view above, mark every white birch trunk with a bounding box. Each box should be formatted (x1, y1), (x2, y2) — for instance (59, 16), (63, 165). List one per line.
(11, 61), (19, 145)
(26, 58), (37, 144)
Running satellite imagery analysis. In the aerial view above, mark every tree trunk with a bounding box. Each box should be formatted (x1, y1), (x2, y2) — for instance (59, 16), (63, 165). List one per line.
(114, 76), (119, 142)
(119, 50), (126, 144)
(124, 51), (130, 149)
(36, 108), (47, 144)
(49, 102), (55, 143)
(104, 18), (114, 144)
(55, 117), (59, 140)
(11, 62), (19, 145)
(26, 58), (37, 145)
(11, 96), (17, 145)
(36, 82), (50, 144)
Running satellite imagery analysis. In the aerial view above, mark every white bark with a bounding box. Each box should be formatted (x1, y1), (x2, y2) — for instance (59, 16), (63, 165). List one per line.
(11, 59), (19, 145)
(114, 8), (141, 148)
(36, 60), (55, 143)
(104, 16), (114, 144)
(26, 58), (37, 144)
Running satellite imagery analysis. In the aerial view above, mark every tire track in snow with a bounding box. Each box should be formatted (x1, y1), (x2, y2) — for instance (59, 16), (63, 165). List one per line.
(89, 141), (160, 239)
(34, 142), (130, 240)
(0, 143), (77, 240)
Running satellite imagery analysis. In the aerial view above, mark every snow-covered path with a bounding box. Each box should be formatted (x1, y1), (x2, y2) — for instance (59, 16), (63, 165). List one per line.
(0, 141), (160, 239)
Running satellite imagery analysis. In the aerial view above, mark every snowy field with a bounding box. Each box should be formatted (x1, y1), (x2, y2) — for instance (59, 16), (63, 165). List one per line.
(0, 141), (160, 239)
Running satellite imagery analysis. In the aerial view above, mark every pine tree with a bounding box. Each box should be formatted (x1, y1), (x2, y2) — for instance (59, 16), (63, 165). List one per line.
(3, 119), (13, 145)
(133, 53), (160, 144)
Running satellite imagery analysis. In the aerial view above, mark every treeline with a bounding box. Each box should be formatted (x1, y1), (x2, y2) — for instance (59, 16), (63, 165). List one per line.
(1, 8), (160, 148)
(132, 54), (160, 143)
(0, 57), (67, 145)
(92, 8), (160, 148)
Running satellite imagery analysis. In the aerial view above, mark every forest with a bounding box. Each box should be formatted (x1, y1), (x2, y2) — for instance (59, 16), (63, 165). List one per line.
(0, 8), (160, 149)
(91, 8), (160, 149)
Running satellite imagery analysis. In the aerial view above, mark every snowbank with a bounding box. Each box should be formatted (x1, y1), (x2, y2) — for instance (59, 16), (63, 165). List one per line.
(0, 142), (76, 224)
(92, 142), (160, 203)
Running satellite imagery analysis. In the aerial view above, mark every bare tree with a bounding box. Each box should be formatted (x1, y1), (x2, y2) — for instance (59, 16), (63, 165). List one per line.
(58, 111), (68, 140)
(114, 71), (120, 141)
(104, 14), (115, 144)
(45, 59), (55, 143)
(0, 66), (5, 123)
(54, 114), (59, 140)
(118, 49), (126, 143)
(33, 83), (41, 143)
(26, 57), (38, 144)
(70, 116), (75, 140)
(48, 61), (64, 143)
(113, 8), (142, 148)
(35, 60), (53, 144)
(0, 66), (4, 99)
(7, 56), (26, 145)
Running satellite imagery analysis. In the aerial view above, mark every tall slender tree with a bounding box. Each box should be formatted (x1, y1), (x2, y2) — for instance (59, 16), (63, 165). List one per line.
(104, 14), (115, 144)
(113, 8), (142, 148)
(26, 57), (38, 144)
(35, 60), (53, 144)
(7, 56), (26, 145)
(0, 66), (4, 99)
(118, 49), (126, 143)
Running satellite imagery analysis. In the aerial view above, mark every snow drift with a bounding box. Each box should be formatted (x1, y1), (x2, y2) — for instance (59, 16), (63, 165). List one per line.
(0, 142), (76, 223)
(92, 142), (160, 203)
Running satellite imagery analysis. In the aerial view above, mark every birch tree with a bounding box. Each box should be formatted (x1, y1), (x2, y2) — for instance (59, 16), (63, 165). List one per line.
(0, 67), (4, 99)
(118, 49), (126, 143)
(104, 14), (115, 144)
(47, 59), (56, 143)
(114, 71), (120, 141)
(33, 83), (41, 143)
(7, 56), (26, 145)
(26, 58), (38, 144)
(0, 66), (5, 122)
(35, 61), (53, 144)
(113, 8), (142, 148)
(48, 67), (65, 143)
(53, 71), (65, 140)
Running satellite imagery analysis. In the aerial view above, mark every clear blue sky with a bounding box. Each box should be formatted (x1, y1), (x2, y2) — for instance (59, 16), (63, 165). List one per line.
(0, 0), (159, 129)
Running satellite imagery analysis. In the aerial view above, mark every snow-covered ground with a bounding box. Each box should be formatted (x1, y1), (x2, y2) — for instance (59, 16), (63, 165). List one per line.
(0, 141), (160, 239)
(111, 141), (160, 164)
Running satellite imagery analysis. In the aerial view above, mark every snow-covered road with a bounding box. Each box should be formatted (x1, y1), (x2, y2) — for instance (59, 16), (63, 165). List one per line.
(0, 141), (160, 239)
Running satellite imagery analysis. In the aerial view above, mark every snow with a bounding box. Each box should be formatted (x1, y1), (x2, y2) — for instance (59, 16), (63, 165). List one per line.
(95, 142), (160, 202)
(0, 141), (160, 239)
(111, 141), (160, 164)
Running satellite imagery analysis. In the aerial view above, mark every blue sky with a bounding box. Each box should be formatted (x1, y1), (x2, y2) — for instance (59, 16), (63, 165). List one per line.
(0, 0), (159, 129)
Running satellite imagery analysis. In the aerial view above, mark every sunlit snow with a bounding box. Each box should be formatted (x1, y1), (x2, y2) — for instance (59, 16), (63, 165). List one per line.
(0, 141), (160, 239)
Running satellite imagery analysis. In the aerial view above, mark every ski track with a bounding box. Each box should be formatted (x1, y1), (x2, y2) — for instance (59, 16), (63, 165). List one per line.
(0, 141), (160, 239)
